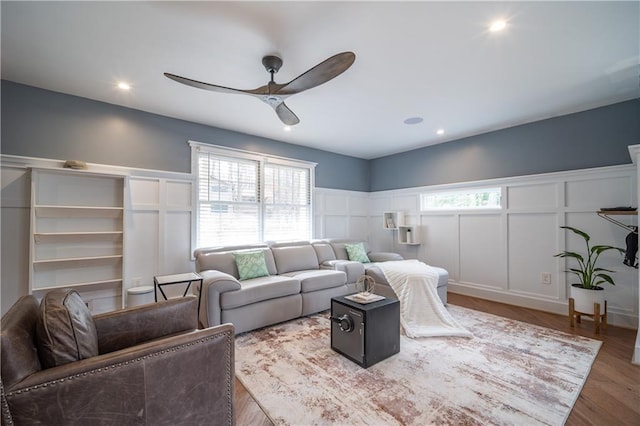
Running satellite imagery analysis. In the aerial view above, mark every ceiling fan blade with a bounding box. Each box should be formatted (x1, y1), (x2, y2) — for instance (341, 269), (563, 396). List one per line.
(164, 72), (268, 96)
(275, 102), (300, 126)
(275, 51), (356, 95)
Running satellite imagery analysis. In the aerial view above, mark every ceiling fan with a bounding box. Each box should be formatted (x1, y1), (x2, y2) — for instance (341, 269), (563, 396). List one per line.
(164, 51), (355, 126)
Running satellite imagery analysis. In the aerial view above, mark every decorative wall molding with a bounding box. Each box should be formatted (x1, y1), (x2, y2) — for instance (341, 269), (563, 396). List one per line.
(367, 163), (639, 329)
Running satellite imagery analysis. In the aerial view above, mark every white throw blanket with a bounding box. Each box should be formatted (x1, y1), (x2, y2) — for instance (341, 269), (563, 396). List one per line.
(375, 260), (473, 338)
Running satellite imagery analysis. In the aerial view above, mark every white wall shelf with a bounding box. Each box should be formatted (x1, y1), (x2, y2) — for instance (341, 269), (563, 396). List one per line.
(29, 168), (125, 312)
(398, 225), (420, 245)
(383, 211), (405, 229)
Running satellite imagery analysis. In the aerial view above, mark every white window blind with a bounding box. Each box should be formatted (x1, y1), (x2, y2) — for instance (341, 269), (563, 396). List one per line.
(197, 152), (260, 246)
(192, 143), (314, 247)
(263, 163), (311, 242)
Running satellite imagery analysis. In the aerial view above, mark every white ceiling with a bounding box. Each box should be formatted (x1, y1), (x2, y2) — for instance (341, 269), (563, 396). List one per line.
(2, 1), (639, 159)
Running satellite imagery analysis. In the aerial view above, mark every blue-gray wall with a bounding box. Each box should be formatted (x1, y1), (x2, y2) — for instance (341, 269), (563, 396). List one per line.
(370, 99), (640, 191)
(0, 81), (370, 191)
(3, 80), (638, 193)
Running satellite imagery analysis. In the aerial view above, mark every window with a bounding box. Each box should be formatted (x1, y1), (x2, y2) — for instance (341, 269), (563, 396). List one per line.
(420, 187), (502, 210)
(192, 142), (314, 247)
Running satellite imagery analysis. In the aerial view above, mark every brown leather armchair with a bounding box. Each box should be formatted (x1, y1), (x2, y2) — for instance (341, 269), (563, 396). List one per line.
(1, 294), (235, 425)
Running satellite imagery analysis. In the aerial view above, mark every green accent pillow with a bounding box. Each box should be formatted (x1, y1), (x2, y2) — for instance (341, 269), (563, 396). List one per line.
(345, 243), (370, 263)
(233, 250), (270, 281)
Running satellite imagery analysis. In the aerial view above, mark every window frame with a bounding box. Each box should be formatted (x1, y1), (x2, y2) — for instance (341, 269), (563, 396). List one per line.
(419, 187), (503, 211)
(190, 141), (316, 248)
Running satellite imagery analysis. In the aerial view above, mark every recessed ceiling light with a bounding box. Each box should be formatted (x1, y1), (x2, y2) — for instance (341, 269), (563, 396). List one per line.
(436, 129), (445, 135)
(489, 20), (507, 32)
(404, 117), (423, 125)
(283, 126), (292, 132)
(117, 82), (131, 91)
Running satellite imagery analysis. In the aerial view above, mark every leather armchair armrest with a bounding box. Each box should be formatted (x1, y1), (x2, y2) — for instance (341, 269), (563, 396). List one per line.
(93, 296), (198, 354)
(199, 270), (242, 328)
(5, 324), (235, 426)
(321, 260), (365, 284)
(368, 252), (404, 262)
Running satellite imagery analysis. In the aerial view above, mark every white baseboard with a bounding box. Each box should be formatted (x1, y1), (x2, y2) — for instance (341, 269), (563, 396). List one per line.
(448, 282), (639, 329)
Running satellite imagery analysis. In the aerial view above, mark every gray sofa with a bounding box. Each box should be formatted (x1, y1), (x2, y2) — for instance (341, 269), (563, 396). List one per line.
(194, 240), (448, 334)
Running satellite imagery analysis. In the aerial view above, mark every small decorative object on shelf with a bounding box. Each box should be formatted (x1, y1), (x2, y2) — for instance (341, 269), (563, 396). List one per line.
(386, 218), (395, 229)
(406, 228), (413, 244)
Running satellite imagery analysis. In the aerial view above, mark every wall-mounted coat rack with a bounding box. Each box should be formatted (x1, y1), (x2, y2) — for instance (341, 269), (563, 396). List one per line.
(597, 210), (638, 234)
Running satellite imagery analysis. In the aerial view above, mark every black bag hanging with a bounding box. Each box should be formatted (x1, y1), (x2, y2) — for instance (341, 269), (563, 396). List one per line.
(623, 227), (638, 268)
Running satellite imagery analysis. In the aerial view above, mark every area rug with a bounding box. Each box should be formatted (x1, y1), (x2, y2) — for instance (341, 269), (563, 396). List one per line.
(235, 305), (602, 425)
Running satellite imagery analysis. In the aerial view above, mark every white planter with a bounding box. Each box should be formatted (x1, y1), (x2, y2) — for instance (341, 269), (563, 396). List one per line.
(570, 284), (606, 315)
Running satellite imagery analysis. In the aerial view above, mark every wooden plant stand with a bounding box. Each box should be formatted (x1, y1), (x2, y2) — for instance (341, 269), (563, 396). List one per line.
(568, 298), (607, 334)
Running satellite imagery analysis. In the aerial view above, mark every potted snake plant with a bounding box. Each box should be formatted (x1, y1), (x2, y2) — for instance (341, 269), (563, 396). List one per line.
(554, 226), (624, 314)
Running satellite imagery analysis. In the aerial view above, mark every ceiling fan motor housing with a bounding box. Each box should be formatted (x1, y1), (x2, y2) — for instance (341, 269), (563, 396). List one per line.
(262, 55), (283, 74)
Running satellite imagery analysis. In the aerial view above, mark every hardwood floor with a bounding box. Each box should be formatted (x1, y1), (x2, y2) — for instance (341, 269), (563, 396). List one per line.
(235, 293), (640, 426)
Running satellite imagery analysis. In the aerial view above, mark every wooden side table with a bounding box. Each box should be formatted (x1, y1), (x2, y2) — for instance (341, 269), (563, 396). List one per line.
(153, 272), (203, 317)
(568, 298), (607, 334)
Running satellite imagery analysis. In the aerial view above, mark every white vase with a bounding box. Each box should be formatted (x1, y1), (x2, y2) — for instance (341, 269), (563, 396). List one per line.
(570, 284), (606, 315)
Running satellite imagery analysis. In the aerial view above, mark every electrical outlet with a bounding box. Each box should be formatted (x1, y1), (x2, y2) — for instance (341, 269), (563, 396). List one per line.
(541, 272), (552, 285)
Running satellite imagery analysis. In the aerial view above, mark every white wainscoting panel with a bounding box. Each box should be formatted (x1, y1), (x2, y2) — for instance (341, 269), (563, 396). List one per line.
(419, 214), (458, 281)
(125, 211), (159, 287)
(508, 183), (558, 210)
(129, 177), (160, 206)
(459, 214), (505, 289)
(349, 216), (370, 242)
(508, 213), (558, 298)
(166, 180), (192, 208)
(565, 176), (634, 209)
(314, 188), (372, 242)
(324, 193), (349, 216)
(323, 216), (349, 238)
(164, 211), (193, 274)
(391, 194), (418, 212)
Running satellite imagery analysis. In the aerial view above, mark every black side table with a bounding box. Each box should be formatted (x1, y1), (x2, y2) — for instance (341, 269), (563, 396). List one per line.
(153, 272), (203, 317)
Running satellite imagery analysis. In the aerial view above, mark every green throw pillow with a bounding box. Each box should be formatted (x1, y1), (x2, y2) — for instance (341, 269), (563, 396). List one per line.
(233, 250), (270, 281)
(345, 243), (370, 263)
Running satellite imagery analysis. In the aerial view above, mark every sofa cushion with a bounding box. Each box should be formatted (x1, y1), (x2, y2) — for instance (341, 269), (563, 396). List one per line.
(281, 270), (346, 292)
(196, 246), (277, 278)
(345, 243), (370, 263)
(312, 242), (337, 264)
(36, 289), (99, 368)
(220, 276), (301, 310)
(328, 240), (371, 261)
(234, 250), (270, 280)
(271, 244), (320, 274)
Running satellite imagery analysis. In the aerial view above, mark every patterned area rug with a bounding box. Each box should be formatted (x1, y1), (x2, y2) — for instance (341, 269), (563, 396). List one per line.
(235, 305), (601, 425)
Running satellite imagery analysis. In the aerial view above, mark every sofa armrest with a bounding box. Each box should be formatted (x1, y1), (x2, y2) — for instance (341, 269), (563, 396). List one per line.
(199, 270), (242, 328)
(321, 260), (365, 284)
(368, 252), (404, 262)
(4, 324), (235, 425)
(93, 296), (198, 354)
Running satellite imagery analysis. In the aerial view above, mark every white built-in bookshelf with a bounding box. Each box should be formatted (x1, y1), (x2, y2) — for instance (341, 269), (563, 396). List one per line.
(29, 168), (125, 311)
